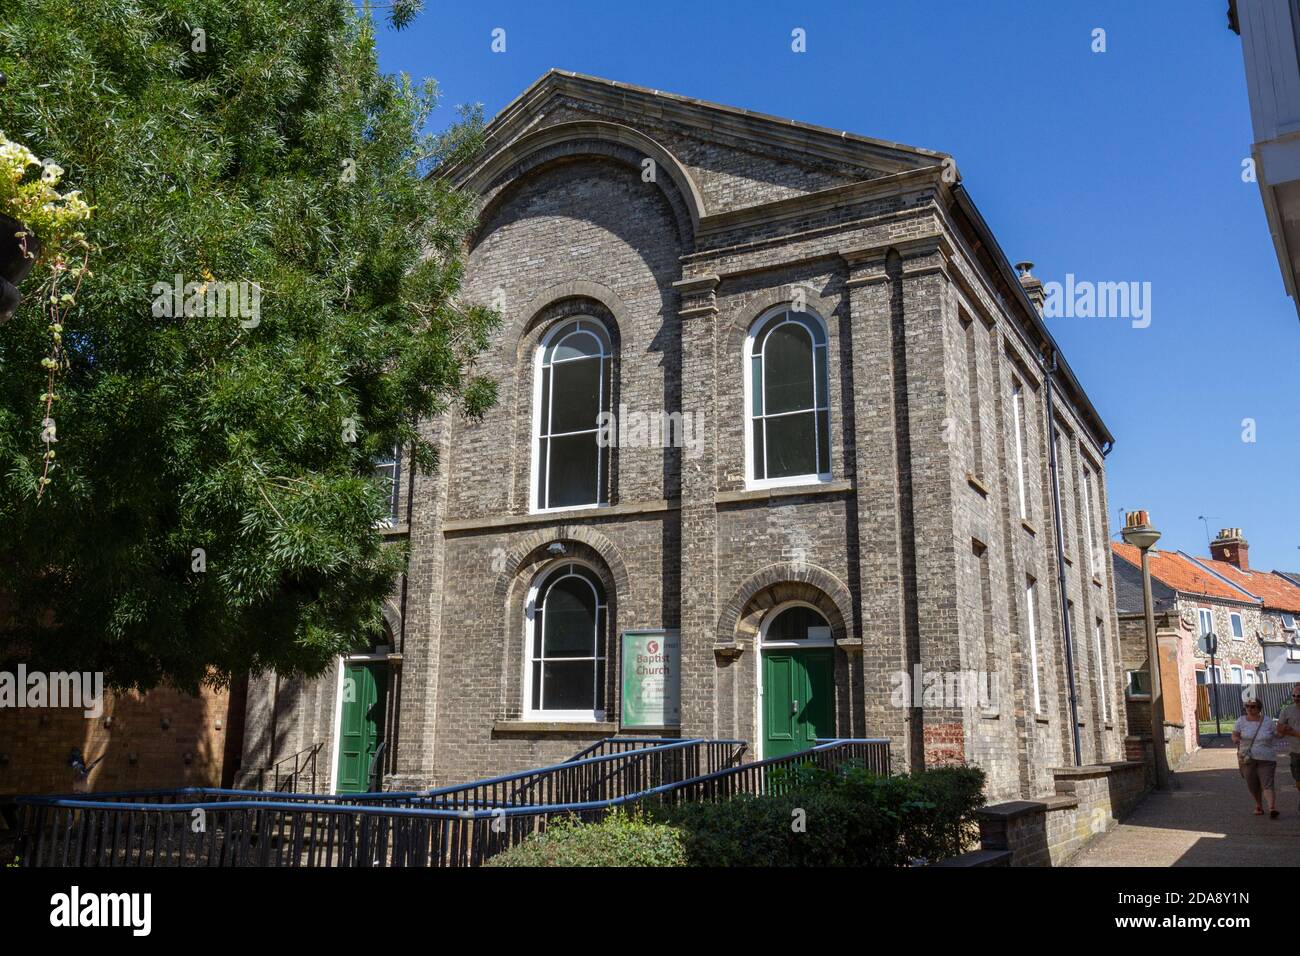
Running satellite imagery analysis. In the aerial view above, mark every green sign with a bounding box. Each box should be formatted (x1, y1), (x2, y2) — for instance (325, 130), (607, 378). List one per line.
(621, 630), (680, 728)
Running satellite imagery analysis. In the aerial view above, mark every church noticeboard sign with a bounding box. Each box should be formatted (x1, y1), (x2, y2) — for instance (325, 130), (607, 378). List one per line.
(621, 630), (680, 729)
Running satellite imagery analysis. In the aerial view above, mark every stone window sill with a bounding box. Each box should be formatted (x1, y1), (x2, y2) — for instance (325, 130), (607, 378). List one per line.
(446, 499), (678, 533)
(716, 479), (853, 506)
(1021, 518), (1037, 536)
(966, 472), (990, 497)
(492, 720), (619, 736)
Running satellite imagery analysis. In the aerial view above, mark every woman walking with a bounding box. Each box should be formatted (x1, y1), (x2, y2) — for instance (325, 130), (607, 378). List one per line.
(1232, 698), (1281, 818)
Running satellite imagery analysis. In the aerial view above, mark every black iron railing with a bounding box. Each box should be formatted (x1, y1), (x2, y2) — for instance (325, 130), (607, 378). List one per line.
(12, 738), (887, 868)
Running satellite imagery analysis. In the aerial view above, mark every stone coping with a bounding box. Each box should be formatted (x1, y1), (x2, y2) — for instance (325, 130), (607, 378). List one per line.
(1048, 761), (1143, 779)
(976, 800), (1048, 821)
(977, 794), (1081, 821)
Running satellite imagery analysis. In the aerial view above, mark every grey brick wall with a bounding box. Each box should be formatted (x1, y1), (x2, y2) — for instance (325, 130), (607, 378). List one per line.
(240, 73), (1126, 803)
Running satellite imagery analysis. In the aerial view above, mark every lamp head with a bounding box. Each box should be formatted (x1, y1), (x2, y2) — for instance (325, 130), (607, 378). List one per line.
(1122, 509), (1161, 551)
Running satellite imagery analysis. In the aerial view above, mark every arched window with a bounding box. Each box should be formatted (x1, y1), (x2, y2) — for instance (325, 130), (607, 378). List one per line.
(745, 307), (830, 486)
(533, 318), (612, 511)
(525, 562), (608, 719)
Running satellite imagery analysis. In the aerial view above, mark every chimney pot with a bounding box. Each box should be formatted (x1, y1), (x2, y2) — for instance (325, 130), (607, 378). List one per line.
(1210, 527), (1250, 570)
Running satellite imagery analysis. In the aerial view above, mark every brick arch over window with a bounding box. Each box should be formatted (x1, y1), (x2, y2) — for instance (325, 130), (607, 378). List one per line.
(509, 280), (629, 365)
(720, 292), (841, 353)
(493, 528), (629, 721)
(381, 599), (402, 641)
(493, 525), (630, 605)
(719, 563), (855, 647)
(466, 120), (705, 245)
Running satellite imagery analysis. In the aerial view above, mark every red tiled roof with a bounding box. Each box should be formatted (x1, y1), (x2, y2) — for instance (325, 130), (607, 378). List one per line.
(1111, 542), (1258, 604)
(1191, 557), (1300, 614)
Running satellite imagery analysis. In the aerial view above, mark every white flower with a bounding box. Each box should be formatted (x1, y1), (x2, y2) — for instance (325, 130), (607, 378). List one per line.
(41, 162), (64, 186)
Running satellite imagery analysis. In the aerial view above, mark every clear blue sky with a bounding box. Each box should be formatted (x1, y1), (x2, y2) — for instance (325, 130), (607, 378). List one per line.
(373, 0), (1300, 572)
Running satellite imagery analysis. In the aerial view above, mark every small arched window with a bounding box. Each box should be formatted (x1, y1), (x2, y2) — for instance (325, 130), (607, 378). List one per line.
(533, 318), (612, 511)
(746, 308), (830, 486)
(525, 562), (608, 719)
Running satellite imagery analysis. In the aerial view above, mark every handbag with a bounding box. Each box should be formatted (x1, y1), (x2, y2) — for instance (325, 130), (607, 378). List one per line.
(1239, 716), (1265, 772)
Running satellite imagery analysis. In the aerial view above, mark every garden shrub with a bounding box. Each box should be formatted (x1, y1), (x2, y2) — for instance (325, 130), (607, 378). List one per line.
(485, 765), (985, 867)
(654, 763), (985, 867)
(485, 812), (687, 868)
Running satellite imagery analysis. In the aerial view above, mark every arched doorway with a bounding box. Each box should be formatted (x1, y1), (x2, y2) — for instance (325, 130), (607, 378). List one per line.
(758, 602), (836, 758)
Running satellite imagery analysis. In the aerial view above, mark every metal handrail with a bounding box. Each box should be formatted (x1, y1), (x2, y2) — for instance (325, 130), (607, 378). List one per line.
(19, 737), (742, 808)
(13, 738), (888, 867)
(15, 739), (885, 819)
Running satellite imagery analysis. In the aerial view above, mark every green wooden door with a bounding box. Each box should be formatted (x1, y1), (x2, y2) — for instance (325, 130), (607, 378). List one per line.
(762, 649), (835, 759)
(336, 662), (387, 794)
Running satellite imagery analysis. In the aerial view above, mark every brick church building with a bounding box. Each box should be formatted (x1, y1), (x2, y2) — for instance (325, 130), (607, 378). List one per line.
(238, 71), (1126, 803)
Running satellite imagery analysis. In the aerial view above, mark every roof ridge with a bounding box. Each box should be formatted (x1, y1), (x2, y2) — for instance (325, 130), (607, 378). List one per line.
(1181, 552), (1264, 603)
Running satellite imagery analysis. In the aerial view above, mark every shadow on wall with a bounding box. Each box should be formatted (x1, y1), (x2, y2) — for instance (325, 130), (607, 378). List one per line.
(0, 676), (246, 795)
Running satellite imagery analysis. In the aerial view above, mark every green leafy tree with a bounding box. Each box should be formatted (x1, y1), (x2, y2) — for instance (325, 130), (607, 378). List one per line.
(0, 0), (496, 691)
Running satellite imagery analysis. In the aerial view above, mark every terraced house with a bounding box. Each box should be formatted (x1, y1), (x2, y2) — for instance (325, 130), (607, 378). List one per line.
(239, 72), (1127, 803)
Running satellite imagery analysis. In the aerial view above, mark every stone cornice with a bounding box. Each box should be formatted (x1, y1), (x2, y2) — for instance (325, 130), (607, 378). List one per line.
(694, 166), (944, 240)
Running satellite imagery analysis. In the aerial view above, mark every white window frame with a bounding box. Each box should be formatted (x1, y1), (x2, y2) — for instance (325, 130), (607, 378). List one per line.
(522, 560), (608, 722)
(1081, 466), (1097, 577)
(1230, 612), (1244, 640)
(1230, 665), (1244, 685)
(1198, 608), (1214, 638)
(372, 445), (400, 529)
(1012, 381), (1028, 520)
(530, 318), (612, 514)
(1025, 577), (1042, 714)
(1093, 617), (1108, 721)
(743, 305), (832, 490)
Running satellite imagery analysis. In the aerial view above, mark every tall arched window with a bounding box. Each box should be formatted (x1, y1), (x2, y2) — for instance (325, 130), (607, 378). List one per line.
(533, 318), (612, 511)
(525, 562), (608, 719)
(745, 307), (831, 486)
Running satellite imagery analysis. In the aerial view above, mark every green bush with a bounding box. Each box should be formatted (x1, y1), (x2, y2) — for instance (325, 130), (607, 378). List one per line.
(653, 763), (985, 867)
(485, 812), (687, 868)
(485, 766), (985, 867)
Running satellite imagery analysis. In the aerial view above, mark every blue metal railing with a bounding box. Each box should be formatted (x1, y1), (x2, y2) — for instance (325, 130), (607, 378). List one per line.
(12, 737), (888, 867)
(20, 737), (743, 811)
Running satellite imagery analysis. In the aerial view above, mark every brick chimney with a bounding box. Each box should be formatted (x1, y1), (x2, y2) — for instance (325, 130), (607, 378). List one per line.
(1016, 261), (1045, 314)
(1210, 527), (1249, 570)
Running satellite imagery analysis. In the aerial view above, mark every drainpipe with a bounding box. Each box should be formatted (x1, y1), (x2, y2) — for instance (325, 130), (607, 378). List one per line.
(1044, 347), (1083, 766)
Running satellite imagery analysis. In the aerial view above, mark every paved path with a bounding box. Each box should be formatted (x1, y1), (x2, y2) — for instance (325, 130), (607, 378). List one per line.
(1070, 738), (1300, 867)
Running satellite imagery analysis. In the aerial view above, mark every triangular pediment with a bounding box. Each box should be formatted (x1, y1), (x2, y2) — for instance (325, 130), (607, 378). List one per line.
(442, 70), (949, 221)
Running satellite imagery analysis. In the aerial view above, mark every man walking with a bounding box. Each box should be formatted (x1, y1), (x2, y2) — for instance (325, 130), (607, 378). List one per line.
(1278, 684), (1300, 811)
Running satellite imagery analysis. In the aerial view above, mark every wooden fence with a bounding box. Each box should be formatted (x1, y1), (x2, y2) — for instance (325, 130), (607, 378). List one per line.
(1196, 681), (1295, 723)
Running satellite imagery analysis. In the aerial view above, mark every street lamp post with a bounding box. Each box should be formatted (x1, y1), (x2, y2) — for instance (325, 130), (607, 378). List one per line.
(1122, 510), (1170, 790)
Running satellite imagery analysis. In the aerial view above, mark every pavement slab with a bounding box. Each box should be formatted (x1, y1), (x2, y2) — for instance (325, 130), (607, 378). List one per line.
(1070, 738), (1300, 867)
